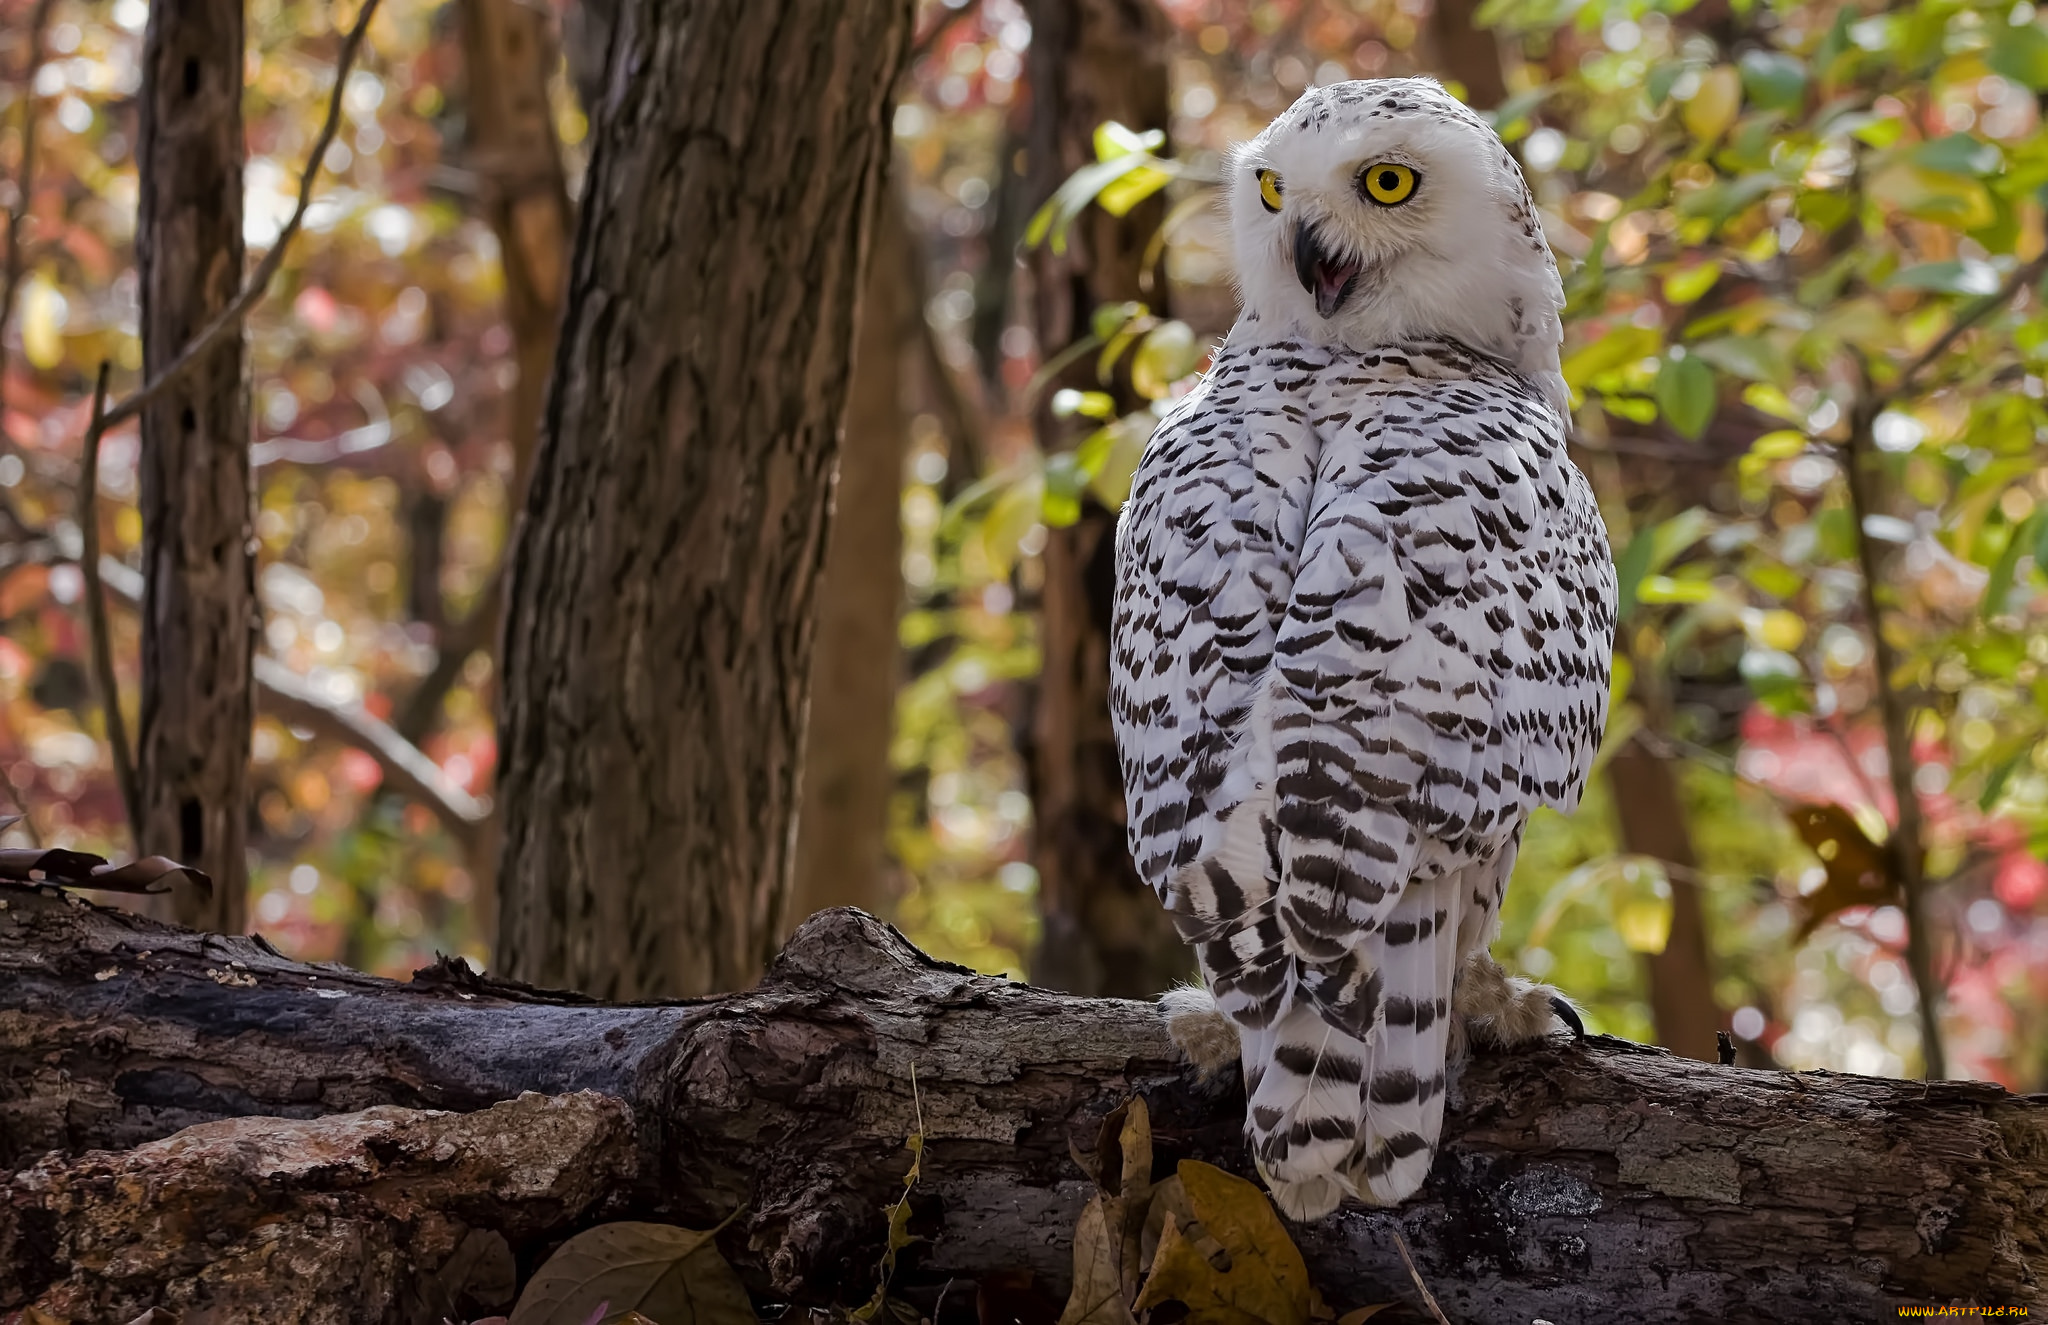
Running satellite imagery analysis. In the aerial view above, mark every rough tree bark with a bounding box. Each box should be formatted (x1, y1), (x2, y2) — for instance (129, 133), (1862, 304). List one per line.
(1426, 0), (1511, 111)
(1022, 0), (1190, 1000)
(5, 886), (2043, 1323)
(493, 0), (915, 999)
(134, 0), (254, 933)
(790, 190), (910, 925)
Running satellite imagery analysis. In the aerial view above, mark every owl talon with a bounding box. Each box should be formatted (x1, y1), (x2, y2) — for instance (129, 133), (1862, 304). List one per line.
(1454, 950), (1580, 1050)
(1160, 984), (1241, 1082)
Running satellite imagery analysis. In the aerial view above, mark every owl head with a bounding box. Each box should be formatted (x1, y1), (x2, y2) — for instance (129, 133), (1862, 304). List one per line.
(1228, 78), (1569, 416)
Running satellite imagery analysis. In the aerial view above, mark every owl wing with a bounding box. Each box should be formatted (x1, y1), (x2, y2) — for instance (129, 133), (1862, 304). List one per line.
(1111, 336), (1331, 951)
(1269, 346), (1617, 1032)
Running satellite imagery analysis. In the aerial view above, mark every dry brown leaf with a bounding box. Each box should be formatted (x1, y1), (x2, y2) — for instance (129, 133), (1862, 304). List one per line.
(505, 1222), (750, 1325)
(1055, 1196), (1140, 1325)
(1333, 1308), (1395, 1325)
(1135, 1212), (1266, 1325)
(0, 840), (211, 898)
(1787, 803), (1899, 939)
(1134, 1162), (1313, 1325)
(1107, 1097), (1153, 1299)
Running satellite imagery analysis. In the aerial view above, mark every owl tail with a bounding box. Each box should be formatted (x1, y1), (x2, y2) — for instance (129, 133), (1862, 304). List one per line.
(1242, 871), (1463, 1219)
(1242, 998), (1369, 1221)
(1349, 870), (1460, 1206)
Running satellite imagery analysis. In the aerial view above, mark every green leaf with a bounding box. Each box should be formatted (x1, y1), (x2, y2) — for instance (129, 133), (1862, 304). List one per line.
(1662, 258), (1723, 305)
(1052, 389), (1117, 420)
(1887, 259), (2002, 295)
(1098, 165), (1173, 218)
(1093, 121), (1167, 162)
(1870, 163), (1997, 229)
(1043, 453), (1087, 527)
(1026, 156), (1163, 254)
(1637, 574), (1717, 604)
(1561, 324), (1660, 397)
(1654, 352), (1717, 439)
(1646, 61), (1691, 107)
(1850, 115), (1905, 148)
(1738, 50), (1807, 113)
(1983, 512), (2040, 621)
(1748, 429), (1807, 461)
(508, 1222), (750, 1325)
(1911, 134), (2002, 177)
(1078, 414), (1155, 511)
(1091, 301), (1146, 344)
(1613, 527), (1657, 622)
(1980, 747), (2031, 810)
(1130, 320), (1202, 399)
(1690, 335), (1784, 385)
(1987, 21), (2048, 89)
(1740, 647), (1810, 715)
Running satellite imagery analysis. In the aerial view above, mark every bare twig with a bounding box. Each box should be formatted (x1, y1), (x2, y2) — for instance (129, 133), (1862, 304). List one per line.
(78, 363), (139, 849)
(0, 0), (59, 419)
(1843, 371), (1944, 1081)
(390, 563), (501, 743)
(1872, 250), (2048, 412)
(95, 0), (383, 438)
(85, 555), (489, 853)
(1389, 1226), (1452, 1325)
(252, 656), (489, 853)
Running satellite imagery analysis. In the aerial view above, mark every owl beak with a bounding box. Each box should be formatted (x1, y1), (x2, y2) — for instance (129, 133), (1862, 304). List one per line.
(1293, 222), (1361, 318)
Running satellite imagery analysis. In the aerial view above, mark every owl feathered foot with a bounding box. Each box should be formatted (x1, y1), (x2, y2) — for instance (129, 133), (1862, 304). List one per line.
(1160, 983), (1241, 1080)
(1450, 949), (1582, 1062)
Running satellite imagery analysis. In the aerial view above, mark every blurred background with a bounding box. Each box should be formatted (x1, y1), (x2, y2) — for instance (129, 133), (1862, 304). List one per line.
(3, 0), (2045, 1088)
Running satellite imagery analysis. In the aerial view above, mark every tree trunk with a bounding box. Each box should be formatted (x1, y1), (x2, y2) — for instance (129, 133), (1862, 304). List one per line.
(789, 188), (910, 926)
(4, 885), (2044, 1323)
(493, 0), (914, 999)
(1426, 0), (1511, 111)
(1610, 731), (1724, 1062)
(134, 0), (253, 933)
(1022, 0), (1189, 1000)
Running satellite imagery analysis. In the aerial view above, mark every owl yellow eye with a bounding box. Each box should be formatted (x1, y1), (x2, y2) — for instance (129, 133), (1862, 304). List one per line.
(1361, 162), (1418, 206)
(1257, 169), (1284, 213)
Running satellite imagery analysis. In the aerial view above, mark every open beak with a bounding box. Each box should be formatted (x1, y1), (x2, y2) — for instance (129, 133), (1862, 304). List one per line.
(1293, 221), (1362, 319)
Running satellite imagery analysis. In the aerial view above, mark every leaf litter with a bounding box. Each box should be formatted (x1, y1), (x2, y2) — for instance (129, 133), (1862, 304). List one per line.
(449, 1090), (1419, 1325)
(1055, 1098), (1401, 1325)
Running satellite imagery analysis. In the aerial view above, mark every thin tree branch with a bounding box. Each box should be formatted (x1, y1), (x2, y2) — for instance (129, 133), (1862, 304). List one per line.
(1872, 250), (2048, 412)
(95, 0), (383, 438)
(390, 564), (501, 744)
(86, 555), (489, 853)
(1813, 254), (2048, 1082)
(0, 0), (58, 421)
(1843, 366), (1944, 1081)
(252, 656), (489, 854)
(1390, 1225), (1454, 1325)
(78, 363), (139, 849)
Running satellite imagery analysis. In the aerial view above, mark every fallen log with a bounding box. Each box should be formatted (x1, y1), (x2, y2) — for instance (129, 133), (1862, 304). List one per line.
(2, 883), (2043, 1323)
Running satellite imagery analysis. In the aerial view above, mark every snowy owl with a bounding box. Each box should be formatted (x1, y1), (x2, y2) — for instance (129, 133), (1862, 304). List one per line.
(1109, 78), (1617, 1220)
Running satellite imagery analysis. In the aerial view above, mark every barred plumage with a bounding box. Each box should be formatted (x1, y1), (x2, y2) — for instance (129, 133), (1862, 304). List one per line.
(1109, 78), (1616, 1218)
